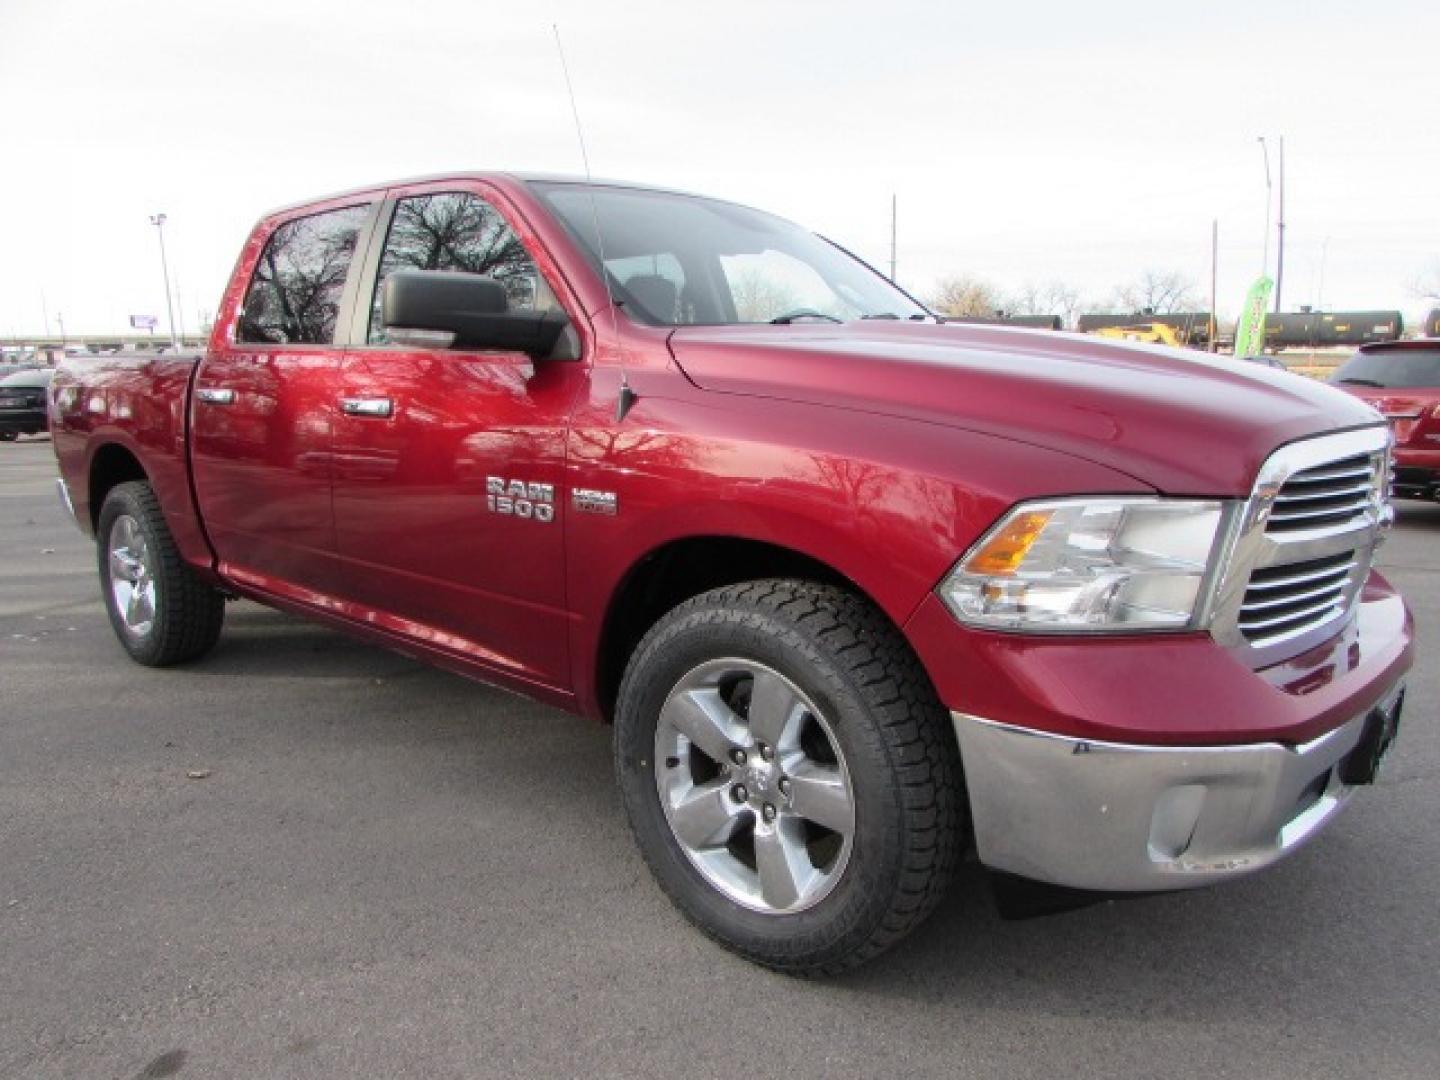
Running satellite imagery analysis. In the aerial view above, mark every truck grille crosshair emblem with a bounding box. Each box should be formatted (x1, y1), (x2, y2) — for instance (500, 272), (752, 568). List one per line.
(486, 477), (555, 522)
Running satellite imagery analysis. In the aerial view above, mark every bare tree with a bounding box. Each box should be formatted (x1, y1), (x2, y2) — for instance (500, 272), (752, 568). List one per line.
(929, 275), (1005, 318)
(730, 269), (799, 322)
(1107, 269), (1201, 314)
(1007, 280), (1082, 326)
(1409, 260), (1440, 303)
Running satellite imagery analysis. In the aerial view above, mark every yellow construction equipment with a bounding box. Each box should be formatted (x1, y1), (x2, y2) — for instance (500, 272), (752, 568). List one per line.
(1093, 323), (1185, 348)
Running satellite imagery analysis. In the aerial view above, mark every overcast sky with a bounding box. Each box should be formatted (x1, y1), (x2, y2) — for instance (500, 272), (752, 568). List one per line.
(2, 0), (1437, 337)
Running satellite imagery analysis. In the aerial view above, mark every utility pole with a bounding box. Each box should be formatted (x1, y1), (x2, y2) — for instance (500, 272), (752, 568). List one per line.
(1257, 137), (1272, 278)
(889, 193), (897, 283)
(1274, 135), (1286, 313)
(1316, 236), (1331, 310)
(1209, 219), (1219, 353)
(174, 271), (186, 344)
(150, 213), (179, 347)
(56, 312), (66, 346)
(41, 292), (51, 338)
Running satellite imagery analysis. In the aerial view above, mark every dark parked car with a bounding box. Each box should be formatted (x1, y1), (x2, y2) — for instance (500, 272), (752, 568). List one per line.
(0, 368), (53, 441)
(1244, 354), (1288, 371)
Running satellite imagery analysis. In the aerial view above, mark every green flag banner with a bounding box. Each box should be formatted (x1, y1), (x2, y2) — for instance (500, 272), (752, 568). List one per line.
(1234, 276), (1274, 358)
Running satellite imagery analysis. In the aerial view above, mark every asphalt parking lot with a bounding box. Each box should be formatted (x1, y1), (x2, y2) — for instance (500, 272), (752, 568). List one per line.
(2, 435), (1436, 1079)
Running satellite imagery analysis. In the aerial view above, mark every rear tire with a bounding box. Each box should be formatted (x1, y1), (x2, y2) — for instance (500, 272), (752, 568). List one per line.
(0, 432), (17, 442)
(97, 481), (225, 666)
(614, 579), (964, 975)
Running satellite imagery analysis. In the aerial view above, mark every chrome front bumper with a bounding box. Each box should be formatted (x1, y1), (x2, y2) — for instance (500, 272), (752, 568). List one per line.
(953, 683), (1404, 891)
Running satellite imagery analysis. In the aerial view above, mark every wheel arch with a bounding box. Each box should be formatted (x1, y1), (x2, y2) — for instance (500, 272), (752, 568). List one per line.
(88, 442), (149, 531)
(592, 533), (910, 724)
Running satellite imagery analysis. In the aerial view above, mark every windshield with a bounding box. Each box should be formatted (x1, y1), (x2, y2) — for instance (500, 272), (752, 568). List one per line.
(535, 183), (929, 327)
(1332, 348), (1440, 388)
(0, 368), (52, 388)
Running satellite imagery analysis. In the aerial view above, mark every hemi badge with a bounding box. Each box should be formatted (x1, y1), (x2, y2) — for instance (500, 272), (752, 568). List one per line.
(573, 488), (618, 516)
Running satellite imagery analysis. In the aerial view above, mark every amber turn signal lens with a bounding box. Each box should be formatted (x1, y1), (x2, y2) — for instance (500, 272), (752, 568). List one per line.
(963, 510), (1053, 576)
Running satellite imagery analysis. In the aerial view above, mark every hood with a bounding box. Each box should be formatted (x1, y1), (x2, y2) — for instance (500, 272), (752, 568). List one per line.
(667, 321), (1383, 495)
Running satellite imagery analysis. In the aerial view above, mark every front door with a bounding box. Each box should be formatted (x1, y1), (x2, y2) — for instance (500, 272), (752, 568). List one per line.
(330, 185), (587, 687)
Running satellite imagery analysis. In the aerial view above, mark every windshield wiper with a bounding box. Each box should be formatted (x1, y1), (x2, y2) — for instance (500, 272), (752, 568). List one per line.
(769, 310), (842, 325)
(1335, 377), (1385, 387)
(860, 312), (930, 321)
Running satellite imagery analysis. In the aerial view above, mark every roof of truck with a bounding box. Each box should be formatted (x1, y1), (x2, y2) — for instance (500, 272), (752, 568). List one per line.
(256, 171), (711, 221)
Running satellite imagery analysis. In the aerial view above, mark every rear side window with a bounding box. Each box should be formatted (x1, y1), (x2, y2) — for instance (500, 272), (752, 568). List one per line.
(238, 204), (370, 345)
(1332, 348), (1440, 388)
(367, 192), (558, 344)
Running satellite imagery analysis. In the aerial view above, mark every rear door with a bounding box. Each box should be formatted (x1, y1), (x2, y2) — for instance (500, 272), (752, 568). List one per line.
(329, 182), (588, 687)
(191, 199), (380, 600)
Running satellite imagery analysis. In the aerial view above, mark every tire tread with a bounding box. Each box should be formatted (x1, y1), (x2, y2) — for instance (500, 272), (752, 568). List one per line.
(616, 578), (965, 976)
(98, 481), (224, 666)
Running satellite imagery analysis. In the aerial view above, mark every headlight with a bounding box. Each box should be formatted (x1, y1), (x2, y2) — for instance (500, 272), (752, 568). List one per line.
(938, 498), (1227, 632)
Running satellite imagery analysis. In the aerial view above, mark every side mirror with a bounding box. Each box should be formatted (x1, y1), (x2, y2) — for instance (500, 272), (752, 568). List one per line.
(381, 269), (571, 359)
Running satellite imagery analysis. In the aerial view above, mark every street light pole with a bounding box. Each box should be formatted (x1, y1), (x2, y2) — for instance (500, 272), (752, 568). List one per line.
(1209, 218), (1219, 353)
(889, 193), (897, 283)
(1316, 236), (1331, 310)
(1274, 135), (1286, 313)
(1257, 137), (1272, 279)
(149, 213), (179, 347)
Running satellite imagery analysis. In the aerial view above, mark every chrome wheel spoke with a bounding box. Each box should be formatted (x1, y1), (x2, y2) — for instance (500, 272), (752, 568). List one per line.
(655, 657), (854, 915)
(664, 688), (749, 763)
(127, 582), (155, 626)
(669, 778), (748, 849)
(754, 819), (814, 910)
(109, 549), (140, 581)
(107, 514), (157, 637)
(747, 668), (803, 747)
(786, 761), (854, 835)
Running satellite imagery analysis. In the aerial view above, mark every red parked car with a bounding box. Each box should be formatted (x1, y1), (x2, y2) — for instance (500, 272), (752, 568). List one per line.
(50, 174), (1412, 973)
(1332, 340), (1440, 501)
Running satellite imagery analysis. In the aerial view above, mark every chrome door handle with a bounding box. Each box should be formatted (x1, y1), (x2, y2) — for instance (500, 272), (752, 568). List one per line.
(340, 397), (394, 418)
(196, 387), (236, 405)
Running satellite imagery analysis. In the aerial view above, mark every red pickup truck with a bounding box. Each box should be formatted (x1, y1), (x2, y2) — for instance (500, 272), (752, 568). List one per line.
(1332, 340), (1440, 501)
(51, 173), (1413, 973)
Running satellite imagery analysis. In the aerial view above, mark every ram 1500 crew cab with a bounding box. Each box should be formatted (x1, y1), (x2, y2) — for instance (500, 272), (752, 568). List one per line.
(51, 174), (1413, 973)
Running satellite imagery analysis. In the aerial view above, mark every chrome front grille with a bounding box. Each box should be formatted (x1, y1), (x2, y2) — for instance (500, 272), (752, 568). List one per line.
(1210, 427), (1391, 659)
(1237, 550), (1359, 645)
(1266, 453), (1378, 534)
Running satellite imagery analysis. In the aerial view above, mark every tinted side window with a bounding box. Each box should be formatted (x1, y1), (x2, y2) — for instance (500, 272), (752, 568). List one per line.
(238, 205), (370, 345)
(368, 192), (558, 344)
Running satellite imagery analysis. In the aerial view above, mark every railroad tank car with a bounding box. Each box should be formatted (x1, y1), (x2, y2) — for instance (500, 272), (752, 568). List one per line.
(944, 314), (1063, 330)
(1260, 310), (1402, 350)
(1076, 311), (1213, 346)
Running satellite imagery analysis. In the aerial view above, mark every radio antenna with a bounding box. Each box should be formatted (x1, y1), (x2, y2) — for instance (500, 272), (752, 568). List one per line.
(553, 24), (635, 422)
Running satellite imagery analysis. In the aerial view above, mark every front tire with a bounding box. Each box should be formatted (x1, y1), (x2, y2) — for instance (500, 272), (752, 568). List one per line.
(97, 481), (225, 666)
(615, 580), (964, 975)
